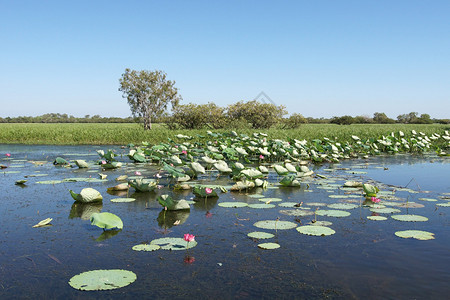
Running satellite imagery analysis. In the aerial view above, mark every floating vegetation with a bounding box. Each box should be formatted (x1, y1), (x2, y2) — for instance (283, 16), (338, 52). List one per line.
(436, 202), (450, 207)
(90, 212), (123, 229)
(258, 242), (280, 249)
(218, 202), (248, 208)
(68, 269), (137, 291)
(327, 203), (358, 210)
(279, 209), (314, 217)
(394, 230), (435, 240)
(391, 214), (429, 222)
(367, 216), (388, 221)
(296, 225), (336, 236)
(111, 197), (136, 203)
(418, 198), (438, 202)
(316, 209), (351, 218)
(370, 207), (401, 214)
(254, 220), (297, 230)
(150, 237), (197, 250)
(248, 203), (276, 209)
(132, 244), (161, 251)
(247, 231), (275, 239)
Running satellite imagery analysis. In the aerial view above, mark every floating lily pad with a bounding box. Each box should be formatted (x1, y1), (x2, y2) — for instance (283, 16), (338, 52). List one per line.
(258, 242), (280, 250)
(367, 216), (388, 221)
(247, 194), (265, 198)
(90, 212), (123, 229)
(253, 220), (297, 230)
(247, 231), (275, 239)
(278, 202), (302, 208)
(304, 202), (327, 207)
(370, 207), (401, 214)
(395, 230), (435, 240)
(70, 188), (103, 203)
(418, 198), (438, 202)
(150, 237), (197, 250)
(218, 202), (248, 208)
(258, 197), (282, 203)
(316, 209), (351, 217)
(132, 244), (161, 251)
(248, 203), (276, 209)
(32, 218), (53, 228)
(328, 195), (350, 199)
(327, 203), (358, 210)
(391, 214), (428, 222)
(308, 221), (333, 226)
(68, 269), (136, 291)
(398, 202), (425, 208)
(111, 198), (136, 203)
(15, 180), (27, 185)
(279, 209), (314, 216)
(436, 202), (450, 207)
(296, 225), (335, 236)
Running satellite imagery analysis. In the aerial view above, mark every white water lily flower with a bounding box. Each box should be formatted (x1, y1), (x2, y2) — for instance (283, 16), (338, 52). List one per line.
(399, 131), (404, 137)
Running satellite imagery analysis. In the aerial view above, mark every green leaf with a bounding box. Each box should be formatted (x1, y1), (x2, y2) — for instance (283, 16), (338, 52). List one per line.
(69, 188), (103, 203)
(218, 202), (248, 208)
(363, 183), (379, 197)
(391, 214), (428, 222)
(247, 231), (275, 239)
(150, 237), (197, 250)
(253, 220), (297, 230)
(69, 269), (136, 291)
(128, 178), (156, 192)
(279, 174), (301, 187)
(394, 230), (435, 240)
(258, 242), (280, 250)
(74, 160), (89, 168)
(90, 212), (123, 230)
(132, 244), (161, 251)
(53, 157), (68, 165)
(190, 161), (206, 175)
(296, 225), (336, 236)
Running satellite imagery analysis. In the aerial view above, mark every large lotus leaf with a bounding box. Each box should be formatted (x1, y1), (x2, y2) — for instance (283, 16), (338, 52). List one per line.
(279, 209), (314, 216)
(363, 183), (379, 197)
(218, 202), (248, 208)
(190, 161), (206, 175)
(107, 183), (129, 192)
(230, 180), (255, 191)
(74, 160), (89, 168)
(247, 231), (275, 239)
(32, 218), (53, 228)
(258, 165), (269, 173)
(327, 203), (358, 210)
(258, 197), (282, 203)
(69, 269), (136, 291)
(214, 160), (232, 173)
(70, 188), (103, 203)
(248, 203), (276, 209)
(193, 185), (219, 198)
(344, 181), (363, 187)
(279, 174), (301, 187)
(201, 156), (217, 164)
(316, 209), (351, 218)
(53, 157), (68, 165)
(253, 220), (297, 230)
(370, 207), (401, 214)
(111, 198), (136, 203)
(103, 162), (122, 169)
(274, 165), (289, 176)
(131, 152), (147, 163)
(235, 147), (248, 156)
(128, 178), (156, 192)
(90, 212), (123, 230)
(150, 237), (197, 250)
(391, 214), (428, 222)
(132, 244), (160, 251)
(258, 242), (280, 250)
(436, 202), (450, 207)
(395, 230), (435, 240)
(163, 162), (186, 178)
(296, 225), (336, 236)
(284, 163), (297, 173)
(170, 155), (183, 166)
(239, 169), (264, 180)
(367, 216), (387, 221)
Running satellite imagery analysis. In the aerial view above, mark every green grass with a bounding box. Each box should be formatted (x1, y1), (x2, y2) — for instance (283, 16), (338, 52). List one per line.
(0, 123), (448, 145)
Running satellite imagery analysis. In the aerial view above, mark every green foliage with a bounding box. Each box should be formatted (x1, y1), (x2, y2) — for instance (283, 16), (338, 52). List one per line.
(330, 115), (355, 125)
(226, 100), (287, 129)
(170, 102), (227, 129)
(373, 112), (395, 124)
(119, 68), (182, 130)
(281, 113), (307, 129)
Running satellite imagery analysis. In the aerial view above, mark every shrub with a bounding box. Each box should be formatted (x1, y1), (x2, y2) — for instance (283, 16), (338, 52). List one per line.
(281, 113), (307, 129)
(226, 100), (286, 129)
(170, 102), (227, 129)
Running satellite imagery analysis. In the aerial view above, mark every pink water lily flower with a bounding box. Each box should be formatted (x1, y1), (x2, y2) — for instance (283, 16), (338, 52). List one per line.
(182, 150), (187, 155)
(371, 197), (381, 203)
(134, 171), (142, 176)
(5, 153), (11, 157)
(101, 160), (106, 165)
(205, 188), (213, 194)
(259, 155), (264, 159)
(184, 233), (195, 242)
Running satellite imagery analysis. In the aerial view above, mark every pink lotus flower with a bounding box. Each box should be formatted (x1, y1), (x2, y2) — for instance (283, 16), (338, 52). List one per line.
(259, 155), (264, 159)
(181, 150), (187, 155)
(134, 171), (142, 176)
(205, 188), (213, 194)
(101, 160), (106, 165)
(371, 197), (381, 203)
(5, 153), (11, 157)
(184, 233), (195, 242)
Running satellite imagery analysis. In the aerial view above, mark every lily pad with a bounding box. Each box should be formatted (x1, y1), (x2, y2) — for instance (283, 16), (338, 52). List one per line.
(279, 209), (314, 216)
(367, 216), (388, 221)
(258, 197), (282, 203)
(436, 202), (450, 207)
(370, 207), (401, 214)
(32, 218), (53, 228)
(90, 212), (123, 229)
(150, 237), (197, 250)
(327, 203), (358, 210)
(111, 198), (136, 203)
(308, 221), (333, 226)
(398, 202), (425, 208)
(247, 231), (275, 239)
(258, 242), (280, 250)
(296, 225), (335, 236)
(253, 220), (297, 230)
(218, 202), (248, 208)
(68, 269), (136, 291)
(394, 230), (435, 240)
(418, 198), (438, 202)
(391, 214), (428, 222)
(248, 203), (276, 209)
(316, 209), (351, 218)
(70, 188), (103, 203)
(132, 244), (161, 251)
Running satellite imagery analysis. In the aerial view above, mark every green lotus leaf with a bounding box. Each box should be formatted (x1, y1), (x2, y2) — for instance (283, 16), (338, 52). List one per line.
(296, 225), (335, 236)
(248, 203), (276, 209)
(363, 183), (379, 197)
(102, 162), (122, 169)
(328, 195), (351, 199)
(304, 202), (328, 207)
(258, 242), (280, 250)
(15, 179), (27, 185)
(111, 197), (136, 203)
(74, 160), (89, 168)
(367, 216), (388, 221)
(193, 185), (219, 198)
(70, 188), (103, 203)
(278, 202), (302, 208)
(418, 198), (438, 202)
(69, 269), (136, 291)
(107, 183), (129, 192)
(239, 169), (264, 180)
(316, 209), (351, 217)
(213, 160), (232, 173)
(258, 197), (283, 203)
(279, 174), (301, 187)
(32, 218), (53, 228)
(218, 202), (248, 208)
(128, 178), (156, 192)
(284, 163), (297, 173)
(274, 165), (289, 176)
(344, 181), (363, 187)
(163, 162), (186, 178)
(90, 212), (123, 229)
(258, 165), (269, 173)
(116, 175), (128, 181)
(247, 194), (265, 198)
(230, 180), (255, 191)
(398, 202), (425, 208)
(150, 237), (197, 250)
(247, 231), (275, 239)
(436, 202), (450, 207)
(132, 244), (161, 251)
(36, 180), (65, 184)
(394, 230), (435, 240)
(308, 220), (333, 226)
(327, 203), (358, 210)
(190, 161), (206, 175)
(53, 157), (68, 165)
(391, 214), (428, 222)
(370, 207), (401, 214)
(253, 220), (297, 230)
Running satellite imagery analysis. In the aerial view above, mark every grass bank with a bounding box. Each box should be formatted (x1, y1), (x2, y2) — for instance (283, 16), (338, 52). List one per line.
(0, 123), (448, 145)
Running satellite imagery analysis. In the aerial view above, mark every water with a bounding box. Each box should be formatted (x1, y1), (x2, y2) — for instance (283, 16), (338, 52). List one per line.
(0, 145), (449, 299)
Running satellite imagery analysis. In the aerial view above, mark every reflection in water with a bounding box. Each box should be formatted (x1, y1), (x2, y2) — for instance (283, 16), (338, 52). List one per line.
(157, 209), (190, 229)
(193, 196), (219, 211)
(95, 229), (121, 242)
(69, 202), (102, 220)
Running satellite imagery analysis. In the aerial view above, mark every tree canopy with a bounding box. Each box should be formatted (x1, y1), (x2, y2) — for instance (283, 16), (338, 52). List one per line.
(119, 69), (181, 129)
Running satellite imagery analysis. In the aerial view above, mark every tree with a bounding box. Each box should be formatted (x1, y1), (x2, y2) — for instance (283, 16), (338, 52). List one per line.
(226, 100), (286, 129)
(373, 112), (395, 124)
(119, 69), (182, 130)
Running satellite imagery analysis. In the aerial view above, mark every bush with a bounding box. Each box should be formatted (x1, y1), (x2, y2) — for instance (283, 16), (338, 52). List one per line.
(281, 113), (307, 129)
(170, 102), (227, 129)
(226, 100), (286, 129)
(330, 116), (355, 125)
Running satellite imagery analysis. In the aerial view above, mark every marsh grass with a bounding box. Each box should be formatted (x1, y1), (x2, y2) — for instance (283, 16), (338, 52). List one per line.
(0, 123), (448, 145)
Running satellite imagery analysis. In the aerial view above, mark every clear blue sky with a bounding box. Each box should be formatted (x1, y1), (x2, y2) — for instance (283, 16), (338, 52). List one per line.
(1, 0), (449, 119)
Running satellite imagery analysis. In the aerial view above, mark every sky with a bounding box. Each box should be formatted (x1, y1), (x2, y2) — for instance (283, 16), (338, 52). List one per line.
(1, 0), (449, 119)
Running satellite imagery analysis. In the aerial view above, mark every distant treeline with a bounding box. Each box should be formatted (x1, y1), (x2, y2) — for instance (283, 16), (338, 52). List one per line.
(1, 111), (448, 126)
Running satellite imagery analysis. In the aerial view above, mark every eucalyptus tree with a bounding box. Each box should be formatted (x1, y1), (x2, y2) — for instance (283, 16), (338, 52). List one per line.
(119, 68), (182, 130)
